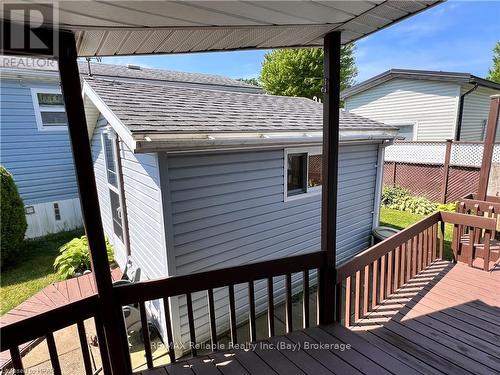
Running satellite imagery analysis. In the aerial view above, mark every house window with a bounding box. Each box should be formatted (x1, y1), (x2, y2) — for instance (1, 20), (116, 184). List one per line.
(102, 130), (124, 242)
(396, 124), (415, 140)
(285, 148), (322, 200)
(31, 89), (68, 131)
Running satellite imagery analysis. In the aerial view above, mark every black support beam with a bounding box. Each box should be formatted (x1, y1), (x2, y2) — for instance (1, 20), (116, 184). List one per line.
(318, 31), (341, 325)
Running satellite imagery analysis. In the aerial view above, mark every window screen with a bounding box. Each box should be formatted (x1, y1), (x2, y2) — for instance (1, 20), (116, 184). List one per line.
(308, 154), (322, 188)
(103, 133), (118, 188)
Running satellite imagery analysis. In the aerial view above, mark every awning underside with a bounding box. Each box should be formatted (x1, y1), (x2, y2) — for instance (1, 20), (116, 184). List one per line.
(10, 1), (441, 56)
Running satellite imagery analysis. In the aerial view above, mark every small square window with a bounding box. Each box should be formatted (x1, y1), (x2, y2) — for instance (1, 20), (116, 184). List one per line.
(31, 89), (68, 131)
(285, 149), (322, 200)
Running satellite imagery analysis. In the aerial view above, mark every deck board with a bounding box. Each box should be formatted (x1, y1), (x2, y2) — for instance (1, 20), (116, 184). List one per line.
(140, 260), (500, 375)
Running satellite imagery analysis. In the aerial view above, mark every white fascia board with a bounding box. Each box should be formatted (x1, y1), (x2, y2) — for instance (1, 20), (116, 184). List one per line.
(82, 80), (136, 152)
(134, 130), (397, 153)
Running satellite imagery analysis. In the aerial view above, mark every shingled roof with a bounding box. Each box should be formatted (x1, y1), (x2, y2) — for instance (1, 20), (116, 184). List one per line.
(86, 77), (395, 134)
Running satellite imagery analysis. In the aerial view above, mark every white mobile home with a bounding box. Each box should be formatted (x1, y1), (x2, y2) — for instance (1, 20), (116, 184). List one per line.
(342, 69), (500, 141)
(80, 63), (398, 349)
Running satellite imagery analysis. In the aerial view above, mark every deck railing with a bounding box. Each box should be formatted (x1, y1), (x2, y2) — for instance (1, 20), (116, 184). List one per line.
(335, 212), (443, 327)
(3, 210), (496, 374)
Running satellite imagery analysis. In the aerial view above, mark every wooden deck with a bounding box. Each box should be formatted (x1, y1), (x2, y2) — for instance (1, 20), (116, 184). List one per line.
(139, 261), (500, 375)
(0, 268), (122, 368)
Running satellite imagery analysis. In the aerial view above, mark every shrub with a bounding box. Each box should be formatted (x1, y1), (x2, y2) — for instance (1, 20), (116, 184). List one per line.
(1, 166), (27, 267)
(381, 185), (410, 207)
(436, 202), (457, 212)
(54, 235), (114, 279)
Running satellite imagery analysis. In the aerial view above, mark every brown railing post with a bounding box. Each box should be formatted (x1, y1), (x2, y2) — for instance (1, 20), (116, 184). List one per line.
(477, 95), (500, 201)
(57, 32), (131, 374)
(319, 31), (341, 325)
(440, 140), (452, 203)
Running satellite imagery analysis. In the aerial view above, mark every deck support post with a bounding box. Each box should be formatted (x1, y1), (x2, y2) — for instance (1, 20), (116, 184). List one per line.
(477, 95), (500, 201)
(57, 32), (131, 375)
(318, 31), (341, 325)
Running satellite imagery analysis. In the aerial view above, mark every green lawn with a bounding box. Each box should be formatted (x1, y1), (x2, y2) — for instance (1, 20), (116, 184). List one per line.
(380, 207), (454, 260)
(0, 229), (83, 315)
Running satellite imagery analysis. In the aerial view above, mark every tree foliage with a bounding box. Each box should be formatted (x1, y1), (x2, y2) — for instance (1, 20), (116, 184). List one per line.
(237, 77), (260, 87)
(487, 41), (500, 83)
(0, 166), (27, 267)
(259, 44), (357, 99)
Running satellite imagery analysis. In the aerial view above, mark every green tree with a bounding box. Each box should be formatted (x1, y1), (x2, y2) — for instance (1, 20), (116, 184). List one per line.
(487, 42), (500, 83)
(1, 166), (27, 267)
(259, 44), (357, 99)
(237, 77), (260, 87)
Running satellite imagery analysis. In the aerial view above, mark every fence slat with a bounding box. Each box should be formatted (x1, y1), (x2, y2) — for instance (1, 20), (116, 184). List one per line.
(207, 289), (217, 346)
(139, 301), (154, 368)
(46, 332), (62, 375)
(285, 273), (293, 333)
(267, 277), (275, 337)
(186, 293), (197, 357)
(228, 285), (237, 344)
(77, 320), (93, 375)
(162, 297), (176, 363)
(248, 281), (257, 342)
(303, 270), (310, 329)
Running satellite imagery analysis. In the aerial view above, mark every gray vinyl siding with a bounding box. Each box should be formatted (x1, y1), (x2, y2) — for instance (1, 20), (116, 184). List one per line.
(460, 85), (500, 141)
(164, 143), (379, 345)
(119, 141), (167, 280)
(91, 115), (167, 278)
(0, 79), (78, 204)
(345, 78), (460, 141)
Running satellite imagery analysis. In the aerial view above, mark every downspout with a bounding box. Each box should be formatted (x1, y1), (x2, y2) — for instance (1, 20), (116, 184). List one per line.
(455, 83), (478, 140)
(372, 140), (390, 229)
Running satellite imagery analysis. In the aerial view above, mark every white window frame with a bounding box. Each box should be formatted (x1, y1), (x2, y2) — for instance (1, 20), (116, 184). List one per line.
(284, 146), (322, 202)
(389, 121), (418, 141)
(31, 88), (67, 131)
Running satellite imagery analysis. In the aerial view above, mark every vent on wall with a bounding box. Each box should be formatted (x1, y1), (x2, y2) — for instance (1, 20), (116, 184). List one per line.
(54, 203), (61, 221)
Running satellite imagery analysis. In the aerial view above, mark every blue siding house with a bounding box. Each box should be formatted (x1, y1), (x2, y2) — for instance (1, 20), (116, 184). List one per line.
(0, 58), (82, 238)
(79, 62), (398, 352)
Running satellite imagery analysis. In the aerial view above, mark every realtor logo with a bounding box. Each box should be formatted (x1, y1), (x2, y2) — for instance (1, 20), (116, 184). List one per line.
(1, 3), (58, 55)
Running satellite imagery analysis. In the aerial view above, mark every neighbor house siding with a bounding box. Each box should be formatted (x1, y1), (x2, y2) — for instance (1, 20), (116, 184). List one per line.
(345, 78), (460, 141)
(0, 79), (78, 204)
(164, 143), (380, 347)
(459, 85), (500, 141)
(0, 78), (81, 237)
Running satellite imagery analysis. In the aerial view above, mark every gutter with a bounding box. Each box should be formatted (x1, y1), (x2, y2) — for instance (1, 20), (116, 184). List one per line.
(455, 83), (479, 140)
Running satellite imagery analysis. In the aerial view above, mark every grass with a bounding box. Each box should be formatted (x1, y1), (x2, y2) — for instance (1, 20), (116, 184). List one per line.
(380, 207), (454, 261)
(0, 228), (84, 315)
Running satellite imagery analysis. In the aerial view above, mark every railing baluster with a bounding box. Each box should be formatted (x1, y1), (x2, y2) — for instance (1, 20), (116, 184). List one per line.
(162, 297), (176, 363)
(394, 246), (400, 291)
(406, 239), (412, 282)
(285, 273), (293, 333)
(267, 277), (275, 337)
(207, 289), (217, 347)
(77, 321), (93, 375)
(371, 259), (378, 309)
(363, 265), (369, 317)
(248, 281), (257, 341)
(386, 251), (393, 296)
(9, 346), (23, 373)
(400, 242), (406, 286)
(139, 301), (154, 368)
(439, 220), (445, 259)
(354, 270), (361, 322)
(46, 332), (62, 375)
(380, 255), (386, 302)
(418, 232), (423, 272)
(303, 270), (310, 329)
(228, 284), (237, 344)
(94, 314), (112, 375)
(334, 282), (342, 323)
(186, 293), (197, 357)
(423, 227), (428, 269)
(412, 235), (418, 278)
(344, 276), (351, 327)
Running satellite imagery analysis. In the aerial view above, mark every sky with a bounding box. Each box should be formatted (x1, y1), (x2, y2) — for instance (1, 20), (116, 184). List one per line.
(101, 1), (500, 84)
